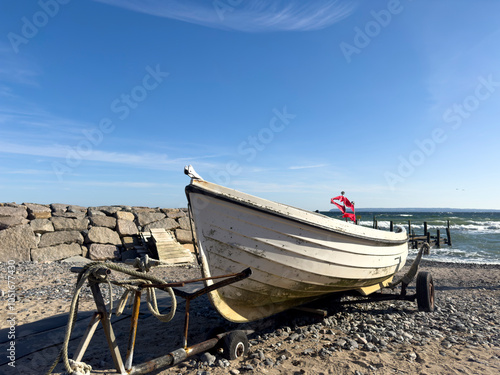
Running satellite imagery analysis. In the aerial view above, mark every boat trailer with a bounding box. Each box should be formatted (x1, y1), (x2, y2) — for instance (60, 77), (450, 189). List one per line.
(47, 244), (434, 375)
(348, 242), (435, 312)
(46, 257), (252, 375)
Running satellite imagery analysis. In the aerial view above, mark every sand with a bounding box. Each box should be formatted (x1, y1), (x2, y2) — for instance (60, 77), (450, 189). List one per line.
(1, 259), (499, 375)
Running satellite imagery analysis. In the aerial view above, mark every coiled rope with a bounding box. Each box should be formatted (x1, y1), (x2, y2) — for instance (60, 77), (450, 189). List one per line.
(46, 260), (177, 375)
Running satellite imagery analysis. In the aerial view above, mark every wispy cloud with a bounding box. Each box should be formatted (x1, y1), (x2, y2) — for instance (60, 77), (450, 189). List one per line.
(288, 163), (329, 170)
(94, 0), (356, 32)
(77, 180), (177, 188)
(0, 140), (220, 172)
(0, 42), (40, 86)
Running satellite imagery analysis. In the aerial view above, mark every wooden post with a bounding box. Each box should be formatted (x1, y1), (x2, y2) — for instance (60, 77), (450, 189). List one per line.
(426, 231), (431, 244)
(436, 229), (441, 248)
(408, 220), (411, 237)
(390, 221), (394, 232)
(424, 222), (428, 236)
(446, 227), (452, 246)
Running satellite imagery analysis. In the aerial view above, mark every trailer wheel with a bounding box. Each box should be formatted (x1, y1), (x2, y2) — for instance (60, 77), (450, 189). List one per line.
(222, 330), (248, 360)
(416, 271), (435, 312)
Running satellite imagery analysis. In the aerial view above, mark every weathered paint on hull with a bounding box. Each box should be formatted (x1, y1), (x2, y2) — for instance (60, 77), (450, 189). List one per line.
(186, 179), (408, 323)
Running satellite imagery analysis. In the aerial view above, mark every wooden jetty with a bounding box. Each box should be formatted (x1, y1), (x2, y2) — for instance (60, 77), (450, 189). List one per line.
(372, 217), (452, 249)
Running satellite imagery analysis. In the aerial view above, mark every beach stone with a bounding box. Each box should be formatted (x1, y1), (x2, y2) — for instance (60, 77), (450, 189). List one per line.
(200, 352), (216, 366)
(115, 211), (135, 221)
(51, 217), (89, 231)
(136, 212), (166, 226)
(175, 229), (193, 244)
(50, 203), (68, 213)
(39, 231), (84, 247)
(90, 215), (116, 229)
(24, 203), (52, 219)
(177, 216), (192, 231)
(143, 218), (179, 232)
(61, 255), (92, 264)
(0, 205), (28, 218)
(31, 243), (83, 262)
(86, 227), (121, 245)
(0, 216), (29, 230)
(0, 224), (36, 262)
(116, 219), (138, 236)
(88, 244), (120, 260)
(30, 219), (55, 234)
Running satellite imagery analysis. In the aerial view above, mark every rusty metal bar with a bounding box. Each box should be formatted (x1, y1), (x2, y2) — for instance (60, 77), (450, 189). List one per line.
(174, 267), (252, 300)
(129, 337), (220, 375)
(175, 268), (251, 349)
(183, 299), (191, 349)
(139, 270), (252, 289)
(125, 290), (142, 370)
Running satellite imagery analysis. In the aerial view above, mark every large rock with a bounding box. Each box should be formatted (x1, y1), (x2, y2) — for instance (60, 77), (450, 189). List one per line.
(175, 229), (193, 244)
(0, 225), (36, 262)
(67, 205), (86, 213)
(91, 206), (121, 216)
(136, 212), (165, 227)
(51, 217), (89, 231)
(162, 208), (187, 219)
(90, 215), (116, 229)
(88, 244), (120, 260)
(177, 216), (192, 231)
(50, 203), (68, 213)
(31, 243), (83, 262)
(143, 218), (179, 232)
(0, 216), (29, 230)
(115, 211), (135, 221)
(24, 203), (51, 219)
(0, 206), (28, 218)
(30, 219), (55, 234)
(51, 211), (86, 219)
(86, 227), (121, 245)
(39, 231), (84, 247)
(132, 207), (156, 213)
(116, 219), (138, 236)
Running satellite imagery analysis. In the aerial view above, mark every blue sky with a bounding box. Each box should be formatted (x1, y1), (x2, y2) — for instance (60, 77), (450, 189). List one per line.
(1, 0), (499, 210)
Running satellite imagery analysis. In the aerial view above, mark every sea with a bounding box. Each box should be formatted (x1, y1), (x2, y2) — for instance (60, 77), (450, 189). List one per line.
(321, 211), (500, 265)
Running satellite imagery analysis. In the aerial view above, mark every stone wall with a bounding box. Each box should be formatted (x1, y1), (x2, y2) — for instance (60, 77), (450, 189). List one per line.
(0, 203), (194, 263)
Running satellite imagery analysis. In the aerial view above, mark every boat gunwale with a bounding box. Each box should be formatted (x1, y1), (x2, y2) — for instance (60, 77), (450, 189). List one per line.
(186, 181), (408, 246)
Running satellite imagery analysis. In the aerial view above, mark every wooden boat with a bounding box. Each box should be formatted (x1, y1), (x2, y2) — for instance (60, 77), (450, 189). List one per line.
(184, 166), (408, 323)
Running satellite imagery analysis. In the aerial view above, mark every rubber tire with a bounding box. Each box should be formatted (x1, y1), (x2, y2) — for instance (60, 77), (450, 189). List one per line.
(221, 330), (248, 360)
(416, 271), (435, 312)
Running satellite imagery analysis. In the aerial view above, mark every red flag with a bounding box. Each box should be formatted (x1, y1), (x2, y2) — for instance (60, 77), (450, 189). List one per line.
(331, 193), (356, 222)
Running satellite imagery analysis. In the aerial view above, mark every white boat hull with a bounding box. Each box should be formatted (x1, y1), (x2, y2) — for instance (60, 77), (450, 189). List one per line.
(186, 177), (408, 323)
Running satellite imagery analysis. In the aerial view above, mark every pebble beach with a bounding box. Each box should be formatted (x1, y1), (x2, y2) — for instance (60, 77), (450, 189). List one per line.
(1, 259), (499, 375)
